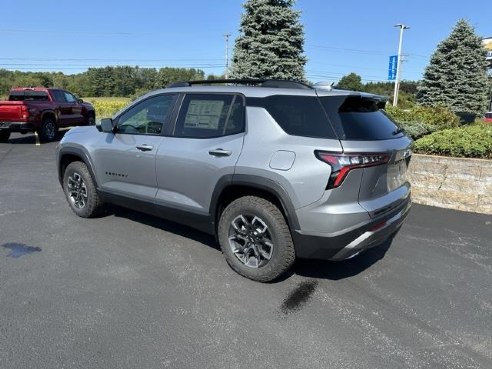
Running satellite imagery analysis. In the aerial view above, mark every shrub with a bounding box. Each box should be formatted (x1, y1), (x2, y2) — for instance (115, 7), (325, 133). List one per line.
(415, 123), (492, 159)
(385, 105), (460, 139)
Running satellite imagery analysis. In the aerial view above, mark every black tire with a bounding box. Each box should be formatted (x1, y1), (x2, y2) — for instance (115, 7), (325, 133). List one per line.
(218, 196), (295, 282)
(0, 130), (10, 143)
(63, 161), (103, 218)
(38, 117), (58, 142)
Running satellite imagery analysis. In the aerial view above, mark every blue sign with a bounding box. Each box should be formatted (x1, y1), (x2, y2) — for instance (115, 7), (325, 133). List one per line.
(388, 55), (398, 81)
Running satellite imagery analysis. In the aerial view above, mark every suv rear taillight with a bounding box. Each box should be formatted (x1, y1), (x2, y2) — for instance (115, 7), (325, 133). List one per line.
(315, 151), (390, 189)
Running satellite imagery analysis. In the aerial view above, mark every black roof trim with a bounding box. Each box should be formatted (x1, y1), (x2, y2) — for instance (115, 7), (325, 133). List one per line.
(167, 79), (313, 90)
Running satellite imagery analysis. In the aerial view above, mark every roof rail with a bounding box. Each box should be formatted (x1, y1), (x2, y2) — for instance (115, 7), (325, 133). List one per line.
(167, 79), (313, 90)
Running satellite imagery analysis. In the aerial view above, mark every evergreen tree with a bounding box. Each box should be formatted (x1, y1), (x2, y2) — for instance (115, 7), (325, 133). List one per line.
(417, 20), (489, 116)
(230, 0), (306, 81)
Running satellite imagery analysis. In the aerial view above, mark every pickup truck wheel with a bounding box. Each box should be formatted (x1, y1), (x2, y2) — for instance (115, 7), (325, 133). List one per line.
(218, 196), (295, 282)
(38, 118), (58, 142)
(0, 130), (10, 142)
(63, 161), (103, 218)
(87, 114), (95, 126)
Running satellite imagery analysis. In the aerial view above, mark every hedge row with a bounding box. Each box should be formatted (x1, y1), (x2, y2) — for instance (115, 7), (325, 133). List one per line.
(385, 105), (460, 140)
(415, 123), (492, 159)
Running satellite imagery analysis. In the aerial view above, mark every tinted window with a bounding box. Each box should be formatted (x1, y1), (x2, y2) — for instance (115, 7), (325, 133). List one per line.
(8, 91), (49, 101)
(174, 94), (245, 138)
(64, 92), (77, 103)
(52, 90), (67, 102)
(117, 94), (177, 135)
(248, 95), (337, 139)
(320, 96), (402, 140)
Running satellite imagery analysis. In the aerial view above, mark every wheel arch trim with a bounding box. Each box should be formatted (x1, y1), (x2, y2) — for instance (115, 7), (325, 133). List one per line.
(210, 174), (300, 233)
(57, 146), (98, 187)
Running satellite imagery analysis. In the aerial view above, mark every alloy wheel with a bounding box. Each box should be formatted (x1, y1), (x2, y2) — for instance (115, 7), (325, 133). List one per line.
(228, 214), (274, 268)
(67, 172), (88, 209)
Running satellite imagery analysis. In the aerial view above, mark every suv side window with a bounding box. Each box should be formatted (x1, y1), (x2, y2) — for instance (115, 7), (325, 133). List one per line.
(248, 95), (337, 139)
(174, 94), (245, 138)
(117, 94), (177, 136)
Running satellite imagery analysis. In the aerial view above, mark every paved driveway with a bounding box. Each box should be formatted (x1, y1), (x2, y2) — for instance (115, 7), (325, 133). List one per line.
(1, 133), (491, 369)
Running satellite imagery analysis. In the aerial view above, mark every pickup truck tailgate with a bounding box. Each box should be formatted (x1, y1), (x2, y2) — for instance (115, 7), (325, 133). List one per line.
(0, 102), (25, 121)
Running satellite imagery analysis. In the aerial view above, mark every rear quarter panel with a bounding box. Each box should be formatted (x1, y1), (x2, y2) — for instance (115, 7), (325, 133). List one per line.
(235, 107), (343, 210)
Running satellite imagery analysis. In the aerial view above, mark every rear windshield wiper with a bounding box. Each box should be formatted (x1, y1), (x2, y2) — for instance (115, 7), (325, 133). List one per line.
(392, 127), (404, 135)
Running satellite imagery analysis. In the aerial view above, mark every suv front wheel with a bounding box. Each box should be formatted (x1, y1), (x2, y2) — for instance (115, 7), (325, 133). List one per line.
(63, 161), (103, 218)
(218, 196), (295, 282)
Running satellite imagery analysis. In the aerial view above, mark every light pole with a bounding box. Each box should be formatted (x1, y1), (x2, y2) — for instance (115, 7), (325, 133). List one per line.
(393, 24), (409, 107)
(223, 33), (231, 79)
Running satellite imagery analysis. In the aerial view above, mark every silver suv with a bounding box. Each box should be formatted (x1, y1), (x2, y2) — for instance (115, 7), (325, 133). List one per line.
(56, 79), (412, 282)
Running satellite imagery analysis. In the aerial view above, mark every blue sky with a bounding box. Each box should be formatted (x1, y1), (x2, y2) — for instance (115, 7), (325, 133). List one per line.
(1, 0), (490, 84)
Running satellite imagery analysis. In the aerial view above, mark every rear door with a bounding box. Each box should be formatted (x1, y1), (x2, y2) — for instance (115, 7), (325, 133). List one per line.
(91, 93), (178, 203)
(154, 93), (245, 216)
(320, 94), (413, 216)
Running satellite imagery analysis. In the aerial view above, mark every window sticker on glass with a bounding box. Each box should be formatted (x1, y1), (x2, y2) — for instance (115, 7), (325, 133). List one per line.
(184, 100), (224, 129)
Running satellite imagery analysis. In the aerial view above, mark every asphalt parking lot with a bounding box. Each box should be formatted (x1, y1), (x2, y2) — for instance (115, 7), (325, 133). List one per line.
(1, 132), (491, 369)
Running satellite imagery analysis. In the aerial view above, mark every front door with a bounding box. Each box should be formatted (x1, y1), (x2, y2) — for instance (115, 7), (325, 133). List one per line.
(51, 89), (73, 127)
(62, 91), (84, 125)
(91, 93), (178, 203)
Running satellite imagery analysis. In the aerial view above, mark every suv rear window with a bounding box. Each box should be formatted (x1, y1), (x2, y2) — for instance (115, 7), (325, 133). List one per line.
(247, 95), (337, 139)
(320, 96), (403, 140)
(9, 91), (49, 101)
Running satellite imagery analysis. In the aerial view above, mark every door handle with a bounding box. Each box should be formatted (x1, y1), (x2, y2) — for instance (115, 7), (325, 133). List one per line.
(209, 148), (232, 157)
(136, 144), (154, 152)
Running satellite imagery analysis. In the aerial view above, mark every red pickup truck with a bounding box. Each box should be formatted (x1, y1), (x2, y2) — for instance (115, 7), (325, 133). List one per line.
(0, 87), (95, 142)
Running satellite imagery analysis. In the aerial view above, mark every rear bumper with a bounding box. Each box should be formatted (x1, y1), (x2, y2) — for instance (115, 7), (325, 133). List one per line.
(0, 122), (35, 133)
(292, 196), (411, 260)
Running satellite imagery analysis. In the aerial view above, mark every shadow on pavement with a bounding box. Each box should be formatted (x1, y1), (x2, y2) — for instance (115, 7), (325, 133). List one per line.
(5, 130), (67, 145)
(106, 205), (219, 251)
(102, 205), (394, 282)
(293, 237), (393, 280)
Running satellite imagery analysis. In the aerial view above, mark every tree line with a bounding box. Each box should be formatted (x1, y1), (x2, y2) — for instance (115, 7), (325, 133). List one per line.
(0, 67), (210, 98)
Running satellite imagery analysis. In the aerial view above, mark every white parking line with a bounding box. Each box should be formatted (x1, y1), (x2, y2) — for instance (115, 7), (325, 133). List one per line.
(34, 132), (40, 146)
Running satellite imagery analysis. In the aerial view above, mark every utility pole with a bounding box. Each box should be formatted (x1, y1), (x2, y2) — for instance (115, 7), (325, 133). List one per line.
(393, 24), (409, 107)
(223, 33), (231, 79)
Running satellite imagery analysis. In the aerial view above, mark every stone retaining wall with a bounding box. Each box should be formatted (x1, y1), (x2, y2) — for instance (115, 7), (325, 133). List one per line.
(407, 154), (492, 214)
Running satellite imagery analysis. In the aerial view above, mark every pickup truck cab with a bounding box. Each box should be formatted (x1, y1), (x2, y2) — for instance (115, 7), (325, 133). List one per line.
(0, 87), (95, 142)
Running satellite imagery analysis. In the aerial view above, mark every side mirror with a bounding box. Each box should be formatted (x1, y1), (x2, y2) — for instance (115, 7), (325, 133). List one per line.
(100, 118), (116, 133)
(77, 98), (84, 103)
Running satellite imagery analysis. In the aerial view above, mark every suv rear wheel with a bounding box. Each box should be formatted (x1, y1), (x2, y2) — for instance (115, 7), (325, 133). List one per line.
(218, 196), (295, 282)
(63, 161), (102, 218)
